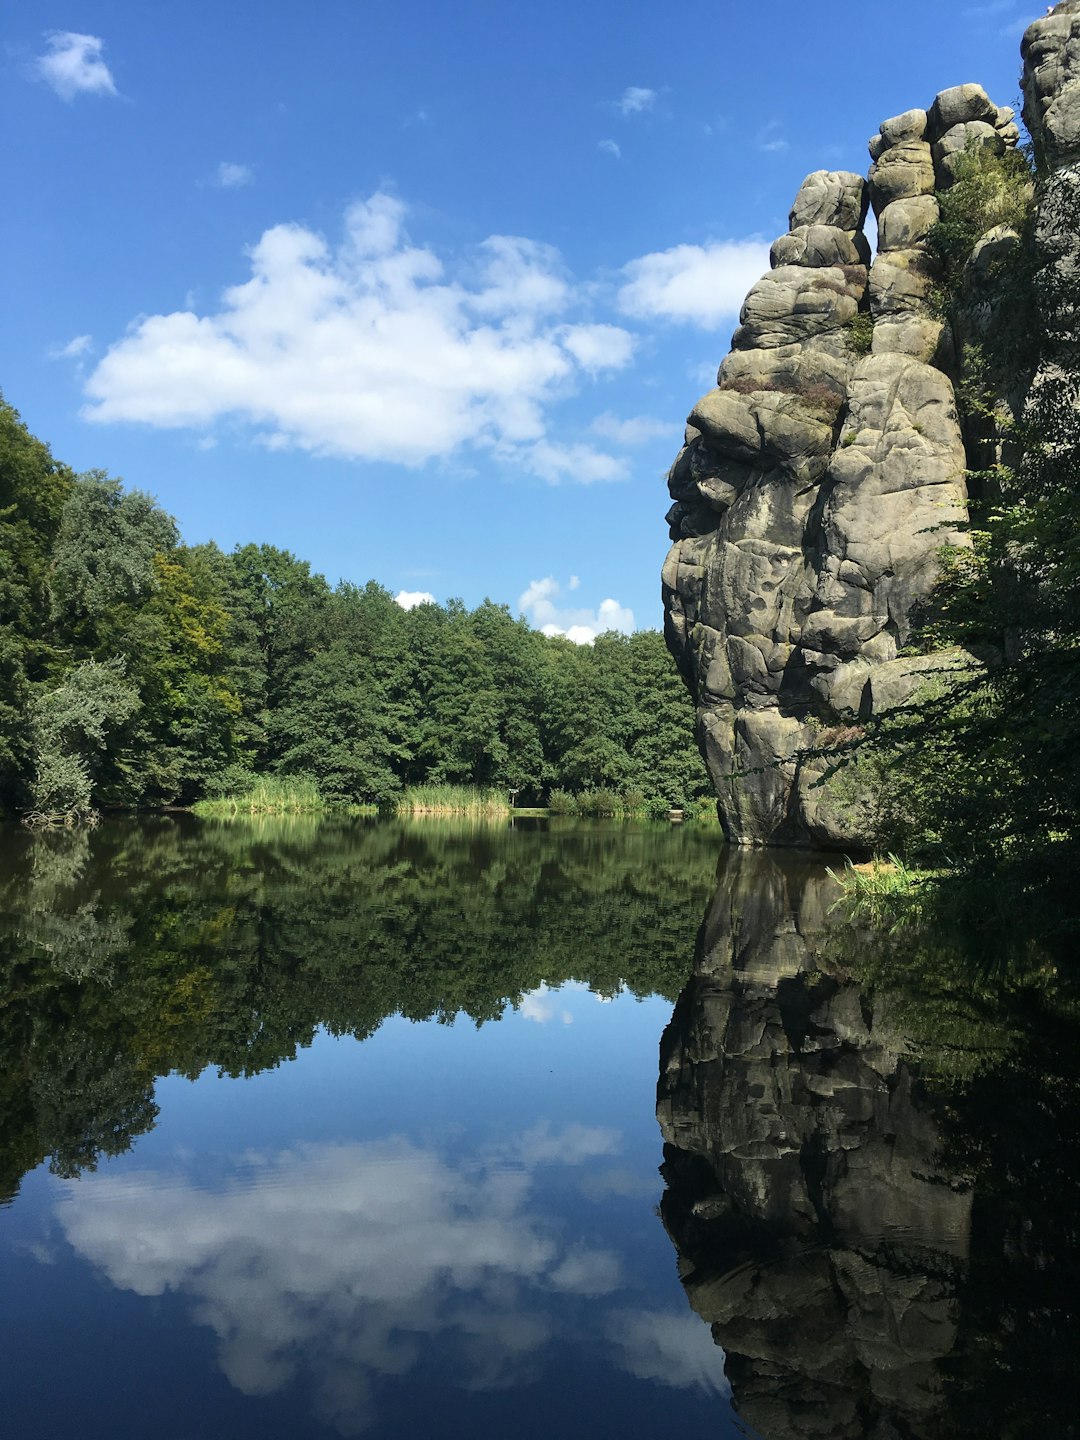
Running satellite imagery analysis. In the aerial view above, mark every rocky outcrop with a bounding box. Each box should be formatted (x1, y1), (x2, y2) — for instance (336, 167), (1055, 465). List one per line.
(662, 81), (1022, 849)
(656, 853), (972, 1439)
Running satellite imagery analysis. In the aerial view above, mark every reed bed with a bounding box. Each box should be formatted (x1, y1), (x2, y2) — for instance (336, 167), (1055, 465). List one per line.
(393, 784), (511, 817)
(192, 776), (325, 816)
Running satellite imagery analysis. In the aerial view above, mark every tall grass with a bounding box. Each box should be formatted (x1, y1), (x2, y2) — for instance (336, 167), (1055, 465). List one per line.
(191, 776), (326, 816)
(394, 784), (511, 817)
(829, 854), (928, 929)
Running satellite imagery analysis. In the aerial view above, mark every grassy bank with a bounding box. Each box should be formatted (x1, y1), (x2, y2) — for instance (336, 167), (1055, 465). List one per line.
(191, 777), (328, 817)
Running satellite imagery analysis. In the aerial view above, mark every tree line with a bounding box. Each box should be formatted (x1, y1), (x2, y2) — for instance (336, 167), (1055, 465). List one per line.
(0, 398), (710, 819)
(0, 817), (720, 1202)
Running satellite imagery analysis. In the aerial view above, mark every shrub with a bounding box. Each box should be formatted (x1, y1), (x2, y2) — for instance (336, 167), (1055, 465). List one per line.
(578, 788), (620, 817)
(846, 311), (874, 356)
(547, 788), (576, 815)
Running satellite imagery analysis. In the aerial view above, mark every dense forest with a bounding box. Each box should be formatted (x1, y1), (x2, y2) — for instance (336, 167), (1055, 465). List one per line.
(0, 398), (710, 820)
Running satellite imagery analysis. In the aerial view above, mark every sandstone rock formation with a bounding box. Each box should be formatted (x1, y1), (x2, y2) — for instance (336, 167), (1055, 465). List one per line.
(662, 81), (1023, 848)
(656, 853), (972, 1439)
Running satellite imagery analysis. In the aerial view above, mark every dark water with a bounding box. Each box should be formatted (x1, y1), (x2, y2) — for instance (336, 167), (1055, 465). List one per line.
(0, 818), (1078, 1438)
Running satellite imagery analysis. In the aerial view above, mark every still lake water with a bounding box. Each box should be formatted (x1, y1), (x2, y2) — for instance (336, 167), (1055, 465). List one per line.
(1, 817), (1078, 1439)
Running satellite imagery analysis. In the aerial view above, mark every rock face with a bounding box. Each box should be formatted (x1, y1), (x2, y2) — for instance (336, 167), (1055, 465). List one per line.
(656, 853), (972, 1439)
(662, 81), (1022, 848)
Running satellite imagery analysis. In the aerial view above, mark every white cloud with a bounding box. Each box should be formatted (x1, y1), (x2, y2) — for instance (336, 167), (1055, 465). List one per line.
(616, 86), (656, 117)
(607, 1310), (730, 1394)
(524, 442), (627, 485)
(56, 1128), (636, 1432)
(394, 589), (436, 610)
(82, 193), (634, 480)
(591, 412), (672, 446)
(215, 161), (254, 189)
(518, 576), (635, 643)
(558, 323), (636, 372)
(598, 138), (622, 159)
(36, 32), (117, 101)
(48, 334), (93, 360)
(618, 239), (770, 328)
(517, 982), (578, 1025)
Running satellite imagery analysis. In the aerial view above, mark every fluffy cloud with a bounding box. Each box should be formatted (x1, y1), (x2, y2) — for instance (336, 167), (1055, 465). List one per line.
(607, 1309), (730, 1394)
(598, 138), (622, 159)
(617, 239), (770, 328)
(394, 589), (436, 610)
(82, 193), (634, 482)
(616, 86), (656, 116)
(518, 577), (634, 644)
(590, 412), (672, 446)
(56, 1128), (627, 1432)
(36, 32), (117, 101)
(215, 161), (254, 188)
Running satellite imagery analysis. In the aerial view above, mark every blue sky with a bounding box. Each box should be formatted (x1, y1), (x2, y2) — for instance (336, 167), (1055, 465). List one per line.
(2, 0), (1040, 639)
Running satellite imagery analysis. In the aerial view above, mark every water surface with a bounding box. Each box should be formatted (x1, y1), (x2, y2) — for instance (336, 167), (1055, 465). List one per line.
(1, 817), (1078, 1438)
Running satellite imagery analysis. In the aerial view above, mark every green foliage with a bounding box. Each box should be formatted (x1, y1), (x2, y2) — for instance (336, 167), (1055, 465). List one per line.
(0, 407), (712, 821)
(547, 788), (576, 815)
(929, 142), (1034, 273)
(845, 310), (874, 356)
(0, 395), (76, 811)
(27, 657), (141, 821)
(394, 784), (510, 816)
(847, 162), (1080, 952)
(0, 817), (720, 1200)
(190, 775), (325, 816)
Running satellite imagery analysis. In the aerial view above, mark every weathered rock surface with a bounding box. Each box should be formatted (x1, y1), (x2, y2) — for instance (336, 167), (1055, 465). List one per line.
(662, 70), (1026, 849)
(657, 854), (971, 1439)
(1023, 0), (1080, 168)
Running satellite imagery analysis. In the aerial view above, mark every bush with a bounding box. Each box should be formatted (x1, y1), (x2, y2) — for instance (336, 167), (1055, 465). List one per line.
(547, 788), (576, 815)
(846, 311), (874, 356)
(577, 788), (620, 817)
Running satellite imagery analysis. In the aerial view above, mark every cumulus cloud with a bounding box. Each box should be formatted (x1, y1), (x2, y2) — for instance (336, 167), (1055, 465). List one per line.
(607, 1310), (730, 1394)
(215, 161), (254, 189)
(518, 982), (576, 1025)
(598, 138), (622, 159)
(518, 577), (634, 644)
(524, 441), (627, 485)
(48, 334), (93, 360)
(56, 1126), (636, 1432)
(82, 193), (634, 481)
(617, 239), (770, 328)
(36, 32), (117, 101)
(616, 86), (656, 116)
(394, 589), (436, 610)
(590, 412), (671, 446)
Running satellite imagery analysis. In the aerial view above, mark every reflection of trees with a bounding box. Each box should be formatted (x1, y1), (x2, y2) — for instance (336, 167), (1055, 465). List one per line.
(0, 816), (717, 1205)
(656, 850), (1080, 1440)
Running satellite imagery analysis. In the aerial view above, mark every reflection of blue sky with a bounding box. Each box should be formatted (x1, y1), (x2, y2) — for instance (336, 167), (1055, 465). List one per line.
(11, 983), (733, 1436)
(57, 1131), (632, 1433)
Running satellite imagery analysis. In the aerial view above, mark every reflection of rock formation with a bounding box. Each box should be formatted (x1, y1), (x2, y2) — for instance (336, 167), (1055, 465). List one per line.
(657, 853), (971, 1439)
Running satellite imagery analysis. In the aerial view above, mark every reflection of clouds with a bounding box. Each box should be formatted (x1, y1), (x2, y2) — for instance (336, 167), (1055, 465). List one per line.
(55, 1131), (621, 1433)
(517, 981), (577, 1024)
(607, 1309), (731, 1395)
(515, 1121), (620, 1167)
